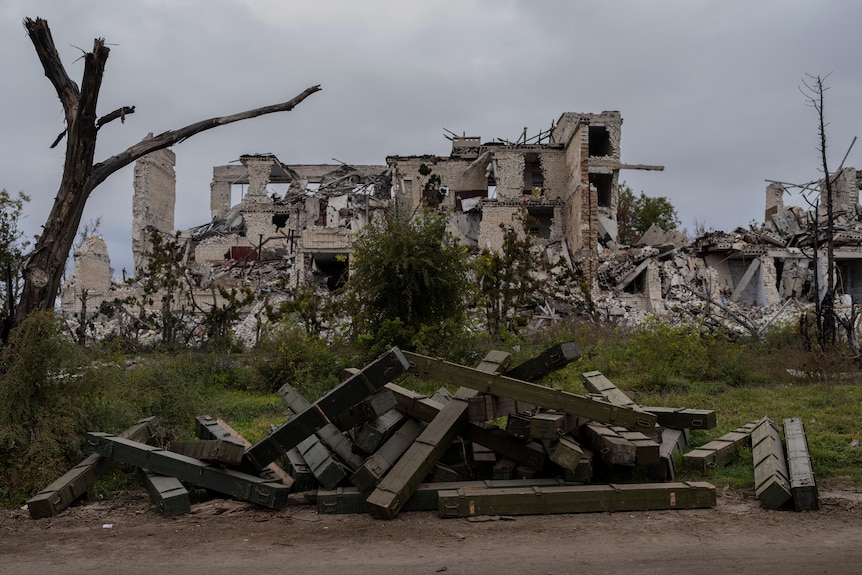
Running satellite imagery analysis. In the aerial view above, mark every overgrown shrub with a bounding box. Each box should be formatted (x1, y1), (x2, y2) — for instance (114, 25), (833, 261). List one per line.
(0, 312), (99, 504)
(0, 316), (272, 506)
(252, 325), (359, 401)
(343, 205), (473, 355)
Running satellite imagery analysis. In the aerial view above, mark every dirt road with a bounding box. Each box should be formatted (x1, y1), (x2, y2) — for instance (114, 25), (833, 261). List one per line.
(2, 486), (860, 575)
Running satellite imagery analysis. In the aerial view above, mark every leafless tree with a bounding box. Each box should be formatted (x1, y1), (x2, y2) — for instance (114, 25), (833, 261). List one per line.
(800, 74), (838, 348)
(14, 17), (320, 329)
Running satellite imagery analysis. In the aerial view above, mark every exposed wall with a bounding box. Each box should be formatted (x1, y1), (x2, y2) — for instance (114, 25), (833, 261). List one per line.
(540, 151), (568, 201)
(493, 151), (527, 201)
(132, 138), (176, 275)
(477, 205), (524, 251)
(61, 236), (113, 312)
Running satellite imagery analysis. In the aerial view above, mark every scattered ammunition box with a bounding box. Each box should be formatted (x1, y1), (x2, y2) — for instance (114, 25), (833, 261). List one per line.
(682, 420), (759, 472)
(506, 413), (533, 439)
(751, 418), (792, 509)
(564, 447), (594, 483)
(549, 436), (584, 472)
(144, 472), (190, 517)
(438, 481), (716, 518)
(530, 412), (566, 440)
(285, 448), (317, 492)
(354, 409), (404, 454)
(783, 417), (819, 511)
(167, 439), (245, 466)
(492, 458), (516, 480)
(513, 464), (537, 479)
(471, 443), (497, 479)
(431, 463), (461, 483)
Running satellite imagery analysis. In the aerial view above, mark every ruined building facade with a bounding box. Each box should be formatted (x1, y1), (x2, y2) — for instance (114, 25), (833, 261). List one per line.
(63, 110), (665, 317)
(61, 107), (862, 338)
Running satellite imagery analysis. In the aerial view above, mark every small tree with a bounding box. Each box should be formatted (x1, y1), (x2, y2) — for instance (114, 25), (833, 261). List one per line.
(0, 190), (30, 342)
(344, 206), (471, 352)
(616, 184), (680, 245)
(476, 221), (548, 338)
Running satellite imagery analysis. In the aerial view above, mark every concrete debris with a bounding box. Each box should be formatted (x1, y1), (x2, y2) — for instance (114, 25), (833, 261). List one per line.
(60, 110), (862, 346)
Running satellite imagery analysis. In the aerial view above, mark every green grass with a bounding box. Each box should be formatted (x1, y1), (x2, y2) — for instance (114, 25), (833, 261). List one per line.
(4, 312), (862, 508)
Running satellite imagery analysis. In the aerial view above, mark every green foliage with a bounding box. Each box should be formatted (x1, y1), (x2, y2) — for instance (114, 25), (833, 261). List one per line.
(575, 319), (758, 392)
(476, 221), (548, 338)
(344, 205), (472, 353)
(616, 183), (681, 245)
(201, 286), (255, 349)
(269, 287), (329, 336)
(139, 230), (188, 345)
(0, 312), (97, 504)
(0, 325), (285, 506)
(0, 189), (29, 342)
(252, 325), (358, 401)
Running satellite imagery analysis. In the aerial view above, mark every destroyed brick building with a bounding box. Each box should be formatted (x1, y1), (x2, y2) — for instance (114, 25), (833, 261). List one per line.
(60, 108), (862, 341)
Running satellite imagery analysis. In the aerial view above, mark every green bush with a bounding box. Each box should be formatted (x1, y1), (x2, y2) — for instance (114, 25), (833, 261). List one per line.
(0, 313), (100, 504)
(252, 325), (358, 401)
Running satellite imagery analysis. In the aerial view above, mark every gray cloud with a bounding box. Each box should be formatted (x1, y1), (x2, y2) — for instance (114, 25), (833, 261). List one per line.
(1, 0), (860, 274)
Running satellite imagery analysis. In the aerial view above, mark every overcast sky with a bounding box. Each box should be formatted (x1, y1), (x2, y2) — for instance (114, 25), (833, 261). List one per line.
(1, 1), (860, 276)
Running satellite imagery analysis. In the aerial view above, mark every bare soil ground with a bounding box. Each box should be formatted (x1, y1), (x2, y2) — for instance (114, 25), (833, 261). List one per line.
(2, 485), (861, 575)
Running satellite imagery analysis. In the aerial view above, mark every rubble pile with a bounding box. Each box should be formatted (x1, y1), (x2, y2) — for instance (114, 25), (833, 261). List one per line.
(25, 345), (821, 520)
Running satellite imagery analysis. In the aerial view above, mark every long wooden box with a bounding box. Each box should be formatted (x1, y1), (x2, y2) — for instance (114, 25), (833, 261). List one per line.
(682, 420), (759, 472)
(318, 478), (578, 514)
(783, 417), (819, 511)
(438, 481), (716, 518)
(751, 418), (791, 509)
(144, 473), (190, 517)
(27, 417), (160, 519)
(87, 433), (290, 509)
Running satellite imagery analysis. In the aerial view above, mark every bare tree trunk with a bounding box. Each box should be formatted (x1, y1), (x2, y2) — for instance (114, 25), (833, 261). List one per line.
(15, 18), (320, 328)
(802, 74), (837, 347)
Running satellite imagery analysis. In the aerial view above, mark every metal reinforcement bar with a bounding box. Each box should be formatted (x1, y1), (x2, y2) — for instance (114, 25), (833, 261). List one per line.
(402, 351), (656, 435)
(86, 433), (290, 509)
(242, 348), (409, 472)
(751, 417), (792, 509)
(437, 481), (717, 518)
(783, 417), (819, 511)
(27, 416), (160, 519)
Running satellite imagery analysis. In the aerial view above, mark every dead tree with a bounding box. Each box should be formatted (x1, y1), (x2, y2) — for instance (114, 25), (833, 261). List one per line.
(802, 74), (838, 347)
(15, 17), (320, 328)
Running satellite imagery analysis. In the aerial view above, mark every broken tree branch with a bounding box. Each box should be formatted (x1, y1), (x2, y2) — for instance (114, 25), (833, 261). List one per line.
(23, 17), (80, 118)
(90, 85), (320, 188)
(13, 17), (321, 329)
(97, 105), (136, 129)
(50, 128), (67, 149)
(681, 284), (764, 342)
